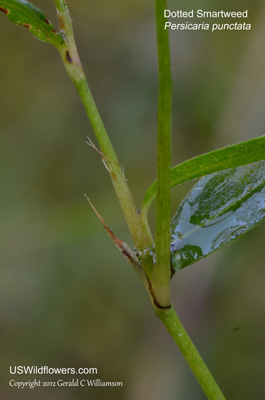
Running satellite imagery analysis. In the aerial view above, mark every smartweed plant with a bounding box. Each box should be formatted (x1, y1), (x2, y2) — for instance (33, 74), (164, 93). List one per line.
(1, 1), (265, 398)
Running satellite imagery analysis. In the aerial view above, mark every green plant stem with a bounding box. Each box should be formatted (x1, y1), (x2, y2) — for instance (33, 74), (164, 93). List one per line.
(152, 3), (225, 397)
(152, 0), (172, 307)
(55, 0), (152, 250)
(155, 305), (226, 400)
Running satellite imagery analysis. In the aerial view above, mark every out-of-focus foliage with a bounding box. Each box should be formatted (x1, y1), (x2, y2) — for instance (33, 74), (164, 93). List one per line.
(1, 0), (265, 399)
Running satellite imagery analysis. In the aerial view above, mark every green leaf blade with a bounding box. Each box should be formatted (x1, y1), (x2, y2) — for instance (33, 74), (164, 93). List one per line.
(171, 160), (265, 271)
(0, 0), (65, 48)
(141, 136), (265, 222)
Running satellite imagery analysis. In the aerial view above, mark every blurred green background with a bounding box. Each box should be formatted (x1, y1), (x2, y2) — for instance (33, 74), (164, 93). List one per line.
(1, 0), (265, 398)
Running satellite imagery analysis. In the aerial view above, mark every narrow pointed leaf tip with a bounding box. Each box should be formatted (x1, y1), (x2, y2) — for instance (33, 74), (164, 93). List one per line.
(171, 161), (265, 271)
(0, 0), (65, 48)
